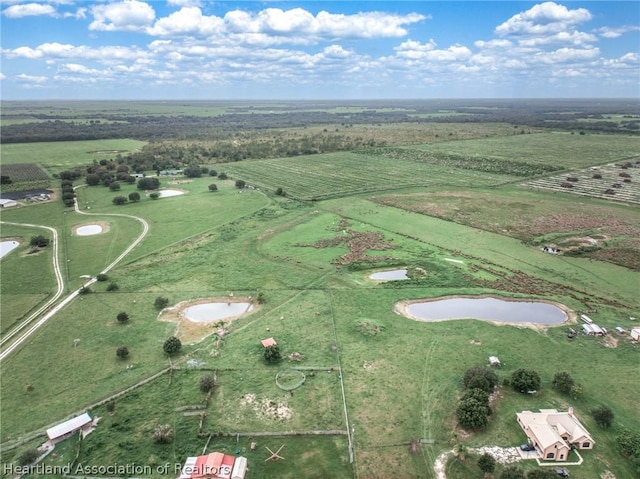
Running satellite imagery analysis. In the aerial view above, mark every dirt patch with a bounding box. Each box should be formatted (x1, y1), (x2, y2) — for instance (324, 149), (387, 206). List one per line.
(394, 295), (576, 332)
(169, 180), (193, 185)
(603, 335), (619, 348)
(297, 229), (398, 265)
(241, 393), (292, 421)
(600, 470), (617, 479)
(71, 221), (110, 236)
(157, 296), (258, 344)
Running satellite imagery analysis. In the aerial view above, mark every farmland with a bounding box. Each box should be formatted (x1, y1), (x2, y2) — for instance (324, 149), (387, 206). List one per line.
(0, 100), (639, 479)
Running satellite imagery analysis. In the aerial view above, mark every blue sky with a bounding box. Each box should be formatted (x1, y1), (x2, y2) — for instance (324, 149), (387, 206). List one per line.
(1, 1), (638, 99)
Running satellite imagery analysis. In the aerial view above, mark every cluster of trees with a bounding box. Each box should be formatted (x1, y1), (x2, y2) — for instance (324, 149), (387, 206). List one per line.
(60, 180), (75, 207)
(456, 366), (498, 429)
(29, 235), (50, 248)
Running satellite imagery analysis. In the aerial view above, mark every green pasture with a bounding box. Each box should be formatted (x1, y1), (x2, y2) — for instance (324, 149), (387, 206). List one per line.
(0, 139), (146, 173)
(412, 132), (640, 169)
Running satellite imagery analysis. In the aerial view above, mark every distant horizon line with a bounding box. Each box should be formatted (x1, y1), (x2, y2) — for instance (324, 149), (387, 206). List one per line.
(2, 97), (639, 102)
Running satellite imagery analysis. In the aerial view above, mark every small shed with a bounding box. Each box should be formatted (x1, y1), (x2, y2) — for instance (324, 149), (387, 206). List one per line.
(488, 356), (501, 367)
(631, 327), (640, 341)
(261, 338), (277, 348)
(231, 456), (247, 479)
(615, 327), (626, 334)
(46, 412), (93, 445)
(582, 323), (605, 336)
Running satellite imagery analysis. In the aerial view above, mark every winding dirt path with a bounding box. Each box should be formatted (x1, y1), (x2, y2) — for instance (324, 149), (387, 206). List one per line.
(0, 191), (149, 362)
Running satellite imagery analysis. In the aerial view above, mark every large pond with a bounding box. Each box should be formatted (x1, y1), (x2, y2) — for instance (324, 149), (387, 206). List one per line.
(404, 297), (567, 325)
(0, 240), (20, 259)
(370, 269), (409, 280)
(157, 189), (185, 198)
(76, 225), (103, 236)
(183, 302), (253, 323)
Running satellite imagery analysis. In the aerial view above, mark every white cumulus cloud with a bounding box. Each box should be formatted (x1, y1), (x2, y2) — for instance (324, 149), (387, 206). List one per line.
(3, 3), (56, 18)
(147, 7), (224, 36)
(90, 0), (155, 32)
(496, 2), (592, 36)
(597, 25), (640, 39)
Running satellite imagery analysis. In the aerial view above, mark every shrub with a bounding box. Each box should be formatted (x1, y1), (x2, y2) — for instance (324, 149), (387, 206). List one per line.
(511, 369), (540, 393)
(501, 466), (525, 479)
(116, 346), (129, 359)
(106, 282), (119, 291)
(108, 181), (121, 191)
(163, 336), (182, 355)
(478, 453), (496, 474)
(591, 405), (614, 428)
(463, 366), (498, 393)
(209, 169), (217, 177)
(552, 371), (575, 394)
(263, 344), (281, 364)
(96, 273), (109, 282)
(456, 397), (491, 429)
(29, 235), (50, 248)
(128, 192), (140, 202)
(149, 192), (160, 200)
(116, 312), (129, 323)
(199, 374), (216, 393)
(616, 428), (640, 457)
(112, 196), (128, 205)
(78, 286), (92, 295)
(154, 296), (169, 309)
(235, 179), (246, 189)
(152, 424), (174, 444)
(218, 172), (228, 180)
(17, 448), (39, 466)
(208, 183), (218, 192)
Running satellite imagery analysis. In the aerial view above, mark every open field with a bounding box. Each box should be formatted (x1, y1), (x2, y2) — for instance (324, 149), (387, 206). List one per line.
(1, 101), (639, 479)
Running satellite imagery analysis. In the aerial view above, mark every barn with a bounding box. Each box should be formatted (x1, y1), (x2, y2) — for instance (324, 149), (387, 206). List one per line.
(46, 412), (93, 445)
(0, 199), (17, 208)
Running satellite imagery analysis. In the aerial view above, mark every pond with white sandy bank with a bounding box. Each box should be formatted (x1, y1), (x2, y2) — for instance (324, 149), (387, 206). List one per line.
(157, 189), (185, 198)
(400, 296), (568, 325)
(76, 225), (103, 236)
(183, 302), (253, 323)
(0, 241), (20, 259)
(369, 269), (409, 280)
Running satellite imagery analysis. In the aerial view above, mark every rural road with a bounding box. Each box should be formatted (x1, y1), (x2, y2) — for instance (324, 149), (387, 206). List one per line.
(0, 194), (149, 362)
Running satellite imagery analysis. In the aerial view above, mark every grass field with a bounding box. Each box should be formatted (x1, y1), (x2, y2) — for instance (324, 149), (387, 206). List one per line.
(1, 114), (639, 479)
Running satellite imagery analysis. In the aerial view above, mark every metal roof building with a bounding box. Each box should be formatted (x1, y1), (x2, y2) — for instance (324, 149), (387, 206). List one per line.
(46, 412), (92, 444)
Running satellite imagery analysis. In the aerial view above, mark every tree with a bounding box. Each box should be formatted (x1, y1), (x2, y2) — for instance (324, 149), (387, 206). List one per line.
(263, 344), (281, 364)
(17, 448), (39, 466)
(184, 165), (202, 178)
(256, 291), (266, 304)
(163, 336), (182, 355)
(116, 346), (129, 359)
(155, 296), (169, 309)
(96, 273), (108, 282)
(552, 371), (575, 394)
(616, 428), (640, 457)
(208, 183), (218, 192)
(149, 192), (160, 200)
(511, 369), (540, 393)
(199, 374), (216, 393)
(1, 175), (12, 185)
(275, 187), (285, 196)
(570, 383), (583, 400)
(501, 466), (526, 479)
(128, 192), (141, 202)
(456, 397), (491, 429)
(235, 179), (246, 188)
(137, 177), (160, 190)
(463, 365), (498, 393)
(461, 388), (490, 405)
(478, 453), (496, 474)
(209, 169), (218, 177)
(153, 424), (174, 444)
(29, 235), (50, 248)
(116, 312), (129, 324)
(107, 282), (119, 291)
(112, 195), (128, 205)
(108, 181), (121, 191)
(591, 405), (614, 428)
(218, 172), (228, 180)
(79, 286), (92, 295)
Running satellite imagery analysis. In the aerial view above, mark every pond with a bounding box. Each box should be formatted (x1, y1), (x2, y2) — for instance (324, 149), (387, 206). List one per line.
(403, 296), (567, 325)
(369, 269), (409, 280)
(76, 225), (103, 236)
(183, 302), (253, 323)
(0, 240), (20, 259)
(157, 189), (185, 198)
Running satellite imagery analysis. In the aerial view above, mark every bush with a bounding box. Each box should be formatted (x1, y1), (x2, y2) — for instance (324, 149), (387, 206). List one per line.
(17, 448), (39, 466)
(218, 172), (228, 180)
(116, 312), (129, 323)
(184, 165), (202, 178)
(29, 235), (50, 248)
(199, 374), (216, 393)
(208, 183), (218, 192)
(456, 397), (491, 429)
(154, 296), (169, 309)
(478, 453), (496, 473)
(526, 470), (557, 479)
(128, 192), (140, 202)
(163, 336), (182, 355)
(106, 282), (119, 291)
(112, 195), (128, 205)
(235, 179), (246, 189)
(501, 466), (525, 479)
(116, 346), (129, 359)
(79, 286), (92, 295)
(511, 369), (540, 393)
(108, 181), (121, 191)
(149, 192), (160, 200)
(209, 169), (217, 177)
(591, 405), (614, 428)
(463, 365), (498, 393)
(96, 273), (109, 282)
(263, 344), (281, 364)
(616, 428), (640, 457)
(552, 371), (575, 394)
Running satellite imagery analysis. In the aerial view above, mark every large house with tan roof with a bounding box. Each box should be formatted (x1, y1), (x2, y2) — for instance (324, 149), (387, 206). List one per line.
(516, 408), (594, 461)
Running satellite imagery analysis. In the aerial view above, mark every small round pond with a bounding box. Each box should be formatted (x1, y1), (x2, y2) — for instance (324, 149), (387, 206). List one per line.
(403, 296), (567, 325)
(0, 240), (20, 259)
(76, 225), (103, 236)
(369, 269), (409, 281)
(157, 189), (185, 198)
(183, 302), (253, 323)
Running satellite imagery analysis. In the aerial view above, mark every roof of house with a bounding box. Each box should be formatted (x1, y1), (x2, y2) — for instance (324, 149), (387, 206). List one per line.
(517, 409), (594, 449)
(46, 412), (92, 440)
(261, 337), (277, 347)
(179, 452), (240, 479)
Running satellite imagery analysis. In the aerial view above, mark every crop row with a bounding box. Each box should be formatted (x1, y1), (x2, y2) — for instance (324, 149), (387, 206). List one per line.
(0, 162), (49, 182)
(360, 147), (563, 177)
(224, 151), (514, 199)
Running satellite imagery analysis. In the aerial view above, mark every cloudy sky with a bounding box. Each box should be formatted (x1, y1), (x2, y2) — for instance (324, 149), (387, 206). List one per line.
(1, 1), (638, 100)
